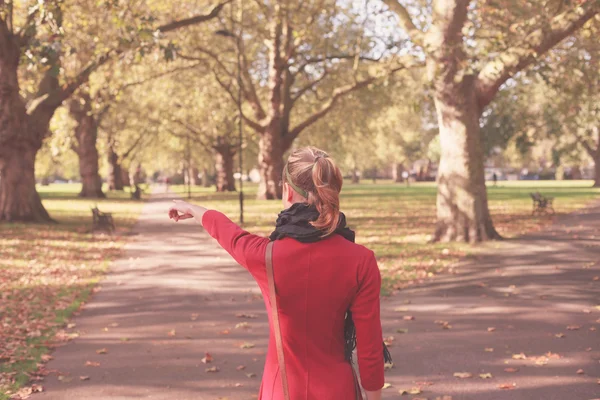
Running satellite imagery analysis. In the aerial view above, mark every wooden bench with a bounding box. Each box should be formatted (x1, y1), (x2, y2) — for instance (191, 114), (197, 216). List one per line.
(530, 192), (555, 215)
(92, 207), (115, 233)
(130, 184), (143, 200)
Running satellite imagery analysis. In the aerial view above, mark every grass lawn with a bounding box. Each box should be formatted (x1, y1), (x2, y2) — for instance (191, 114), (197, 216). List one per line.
(170, 180), (600, 294)
(0, 184), (146, 400)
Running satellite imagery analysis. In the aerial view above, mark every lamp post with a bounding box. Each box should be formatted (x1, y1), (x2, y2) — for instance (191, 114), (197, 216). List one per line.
(215, 25), (244, 225)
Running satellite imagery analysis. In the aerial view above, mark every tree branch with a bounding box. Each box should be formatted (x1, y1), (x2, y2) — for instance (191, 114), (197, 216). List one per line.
(295, 54), (381, 75)
(477, 1), (600, 107)
(285, 64), (408, 149)
(156, 1), (232, 33)
(122, 133), (146, 160)
(291, 70), (329, 103)
(212, 70), (264, 132)
(382, 0), (425, 48)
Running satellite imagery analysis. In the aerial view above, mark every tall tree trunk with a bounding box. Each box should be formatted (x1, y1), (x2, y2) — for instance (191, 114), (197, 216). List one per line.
(0, 43), (52, 222)
(70, 94), (105, 198)
(202, 168), (211, 187)
(392, 162), (404, 183)
(594, 156), (600, 188)
(0, 145), (52, 222)
(257, 131), (284, 199)
(351, 167), (360, 184)
(190, 167), (200, 186)
(215, 149), (236, 192)
(107, 146), (124, 190)
(433, 77), (500, 243)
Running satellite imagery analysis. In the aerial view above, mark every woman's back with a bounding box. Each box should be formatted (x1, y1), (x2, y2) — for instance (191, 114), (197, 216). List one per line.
(202, 209), (384, 399)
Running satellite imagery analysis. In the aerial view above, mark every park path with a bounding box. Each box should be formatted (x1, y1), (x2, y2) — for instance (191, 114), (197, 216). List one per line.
(35, 193), (600, 400)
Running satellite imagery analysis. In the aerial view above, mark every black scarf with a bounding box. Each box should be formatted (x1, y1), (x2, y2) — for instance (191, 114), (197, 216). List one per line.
(269, 203), (392, 365)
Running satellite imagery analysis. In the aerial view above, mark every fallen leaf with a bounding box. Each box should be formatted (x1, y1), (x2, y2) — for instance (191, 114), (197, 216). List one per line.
(479, 373), (493, 379)
(567, 325), (580, 330)
(236, 313), (257, 319)
(453, 372), (473, 379)
(79, 376), (90, 381)
(384, 363), (395, 370)
(382, 383), (392, 389)
(96, 348), (108, 355)
(396, 328), (409, 334)
(206, 366), (220, 373)
(555, 333), (565, 338)
(235, 322), (250, 329)
(120, 337), (129, 342)
(403, 316), (415, 321)
(394, 307), (409, 312)
(58, 375), (73, 383)
(399, 387), (422, 395)
(31, 384), (43, 393)
(220, 329), (231, 335)
(435, 397), (453, 400)
(235, 383), (243, 387)
(85, 361), (100, 367)
(590, 327), (597, 331)
(190, 313), (199, 321)
(504, 368), (519, 373)
(498, 383), (516, 390)
(576, 369), (585, 375)
(236, 365), (246, 371)
(512, 353), (527, 360)
(246, 372), (257, 378)
(168, 329), (176, 337)
(487, 327), (496, 332)
(201, 353), (213, 364)
(240, 342), (255, 349)
(485, 348), (494, 352)
(109, 323), (119, 327)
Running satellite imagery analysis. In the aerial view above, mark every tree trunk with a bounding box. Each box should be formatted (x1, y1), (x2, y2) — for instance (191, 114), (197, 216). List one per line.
(0, 145), (52, 222)
(594, 156), (600, 188)
(392, 163), (404, 183)
(215, 150), (236, 192)
(202, 168), (211, 187)
(121, 169), (131, 187)
(107, 146), (124, 190)
(129, 164), (142, 186)
(433, 77), (500, 243)
(351, 168), (360, 184)
(257, 131), (284, 199)
(70, 94), (105, 198)
(190, 167), (200, 186)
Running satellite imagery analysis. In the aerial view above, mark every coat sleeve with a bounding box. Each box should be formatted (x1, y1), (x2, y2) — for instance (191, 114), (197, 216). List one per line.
(350, 252), (384, 391)
(202, 210), (270, 277)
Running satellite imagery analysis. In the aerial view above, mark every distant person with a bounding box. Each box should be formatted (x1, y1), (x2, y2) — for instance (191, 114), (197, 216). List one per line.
(492, 172), (498, 186)
(169, 146), (390, 400)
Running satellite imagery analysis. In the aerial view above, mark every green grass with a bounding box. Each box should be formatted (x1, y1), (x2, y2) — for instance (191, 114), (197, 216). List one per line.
(171, 179), (599, 294)
(0, 184), (145, 399)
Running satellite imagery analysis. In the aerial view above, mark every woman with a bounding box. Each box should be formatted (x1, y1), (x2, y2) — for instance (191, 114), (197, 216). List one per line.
(168, 147), (386, 400)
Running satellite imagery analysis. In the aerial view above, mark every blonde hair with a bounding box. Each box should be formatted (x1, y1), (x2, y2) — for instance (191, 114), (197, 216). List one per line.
(284, 147), (344, 236)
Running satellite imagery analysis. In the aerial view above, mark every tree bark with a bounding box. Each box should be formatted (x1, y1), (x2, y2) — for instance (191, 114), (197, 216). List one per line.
(70, 94), (105, 198)
(392, 162), (404, 183)
(214, 142), (237, 192)
(0, 145), (51, 222)
(351, 168), (360, 184)
(107, 146), (124, 190)
(0, 38), (52, 222)
(594, 156), (600, 188)
(202, 168), (211, 187)
(257, 131), (284, 199)
(433, 77), (500, 243)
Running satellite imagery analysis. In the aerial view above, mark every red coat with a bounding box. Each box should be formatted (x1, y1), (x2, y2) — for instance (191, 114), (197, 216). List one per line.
(203, 210), (385, 400)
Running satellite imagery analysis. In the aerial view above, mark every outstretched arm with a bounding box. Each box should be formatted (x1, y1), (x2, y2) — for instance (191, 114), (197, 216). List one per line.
(168, 200), (269, 275)
(168, 200), (207, 224)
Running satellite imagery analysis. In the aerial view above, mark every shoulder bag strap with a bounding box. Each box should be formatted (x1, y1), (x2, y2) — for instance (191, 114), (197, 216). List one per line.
(266, 241), (291, 400)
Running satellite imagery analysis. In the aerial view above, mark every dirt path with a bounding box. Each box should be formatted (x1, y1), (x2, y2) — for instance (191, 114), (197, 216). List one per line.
(35, 195), (600, 400)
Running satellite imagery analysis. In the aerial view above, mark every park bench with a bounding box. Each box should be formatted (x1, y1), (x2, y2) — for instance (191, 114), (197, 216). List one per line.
(131, 184), (143, 200)
(530, 192), (555, 215)
(92, 207), (115, 233)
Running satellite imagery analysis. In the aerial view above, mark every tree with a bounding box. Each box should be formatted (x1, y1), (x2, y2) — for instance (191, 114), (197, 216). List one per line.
(0, 0), (229, 222)
(383, 0), (600, 242)
(177, 0), (406, 199)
